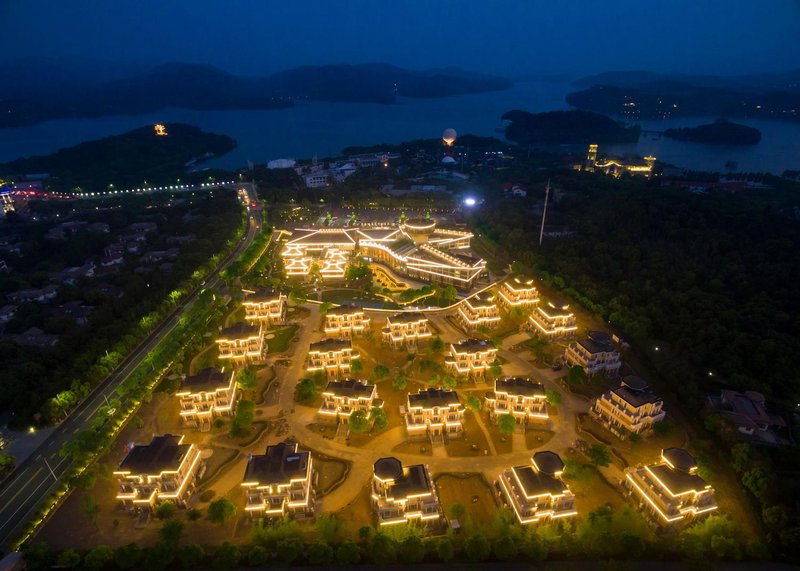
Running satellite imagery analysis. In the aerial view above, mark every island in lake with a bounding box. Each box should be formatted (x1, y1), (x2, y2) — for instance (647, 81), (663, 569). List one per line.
(664, 119), (762, 145)
(501, 109), (641, 145)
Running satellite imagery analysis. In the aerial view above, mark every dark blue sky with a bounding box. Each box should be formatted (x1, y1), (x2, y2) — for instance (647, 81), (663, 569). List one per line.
(2, 0), (798, 77)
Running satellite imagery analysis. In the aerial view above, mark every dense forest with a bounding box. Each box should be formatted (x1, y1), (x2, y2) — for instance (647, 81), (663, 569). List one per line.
(665, 119), (762, 145)
(0, 124), (236, 191)
(501, 109), (641, 145)
(469, 173), (800, 557)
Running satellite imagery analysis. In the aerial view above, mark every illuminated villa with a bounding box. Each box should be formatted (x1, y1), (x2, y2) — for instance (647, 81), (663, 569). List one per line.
(591, 376), (665, 437)
(319, 378), (382, 425)
(176, 367), (237, 431)
(372, 457), (442, 526)
(564, 331), (621, 377)
(405, 387), (465, 442)
(528, 299), (577, 337)
(381, 312), (432, 350)
(498, 451), (577, 524)
(445, 338), (498, 378)
(624, 448), (717, 526)
(457, 290), (501, 330)
(497, 274), (540, 310)
(216, 322), (264, 364)
(114, 434), (202, 511)
(307, 338), (360, 377)
(242, 288), (287, 326)
(323, 304), (370, 338)
(242, 441), (315, 519)
(485, 377), (548, 427)
(281, 218), (487, 290)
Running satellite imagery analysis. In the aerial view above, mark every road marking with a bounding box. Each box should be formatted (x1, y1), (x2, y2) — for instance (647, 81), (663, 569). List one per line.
(0, 467), (44, 514)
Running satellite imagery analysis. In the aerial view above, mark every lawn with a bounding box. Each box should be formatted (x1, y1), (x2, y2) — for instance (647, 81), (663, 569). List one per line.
(561, 452), (626, 514)
(434, 473), (498, 534)
(266, 324), (299, 353)
(525, 427), (556, 450)
(333, 483), (374, 539)
(187, 342), (220, 374)
(446, 412), (491, 457)
(314, 453), (350, 496)
(391, 439), (433, 457)
(486, 420), (513, 455)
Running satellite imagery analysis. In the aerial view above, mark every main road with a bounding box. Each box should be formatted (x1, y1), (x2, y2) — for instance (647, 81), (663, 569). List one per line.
(0, 184), (264, 551)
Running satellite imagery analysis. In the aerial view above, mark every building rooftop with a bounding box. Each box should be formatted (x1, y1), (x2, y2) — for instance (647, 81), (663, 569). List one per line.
(532, 451), (565, 476)
(577, 332), (616, 354)
(610, 376), (661, 407)
(288, 229), (355, 245)
(451, 338), (496, 353)
(374, 457), (403, 481)
(327, 304), (364, 316)
(467, 290), (497, 306)
(244, 442), (310, 485)
(512, 465), (567, 497)
(718, 389), (786, 430)
(181, 367), (230, 393)
(324, 378), (375, 399)
(219, 322), (261, 340)
(387, 311), (427, 324)
(408, 387), (460, 409)
(243, 288), (282, 302)
(495, 377), (545, 398)
(309, 338), (352, 352)
(662, 448), (697, 472)
(118, 434), (190, 475)
(374, 458), (432, 500)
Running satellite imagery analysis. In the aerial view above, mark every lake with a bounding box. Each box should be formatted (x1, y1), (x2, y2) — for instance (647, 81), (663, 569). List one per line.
(2, 80), (799, 175)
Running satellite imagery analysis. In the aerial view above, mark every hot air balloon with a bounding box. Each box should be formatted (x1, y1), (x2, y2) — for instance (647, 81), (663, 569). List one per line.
(442, 128), (457, 147)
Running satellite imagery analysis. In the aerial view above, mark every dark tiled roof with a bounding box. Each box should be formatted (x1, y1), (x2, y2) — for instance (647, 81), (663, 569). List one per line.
(243, 288), (281, 302)
(387, 464), (432, 500)
(220, 322), (260, 339)
(648, 464), (708, 495)
(328, 304), (364, 316)
(513, 465), (567, 497)
(118, 434), (190, 474)
(374, 457), (403, 480)
(532, 451), (564, 476)
(309, 338), (352, 352)
(388, 311), (427, 324)
(452, 338), (495, 353)
(495, 377), (545, 398)
(577, 337), (615, 354)
(662, 448), (696, 472)
(182, 367), (230, 392)
(325, 378), (375, 399)
(408, 387), (460, 408)
(244, 442), (310, 485)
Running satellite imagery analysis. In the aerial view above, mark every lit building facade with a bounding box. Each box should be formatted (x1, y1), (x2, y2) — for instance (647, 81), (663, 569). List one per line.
(564, 331), (621, 377)
(624, 448), (717, 526)
(281, 228), (357, 279)
(486, 377), (548, 427)
(405, 387), (465, 442)
(445, 338), (498, 378)
(575, 144), (655, 178)
(381, 312), (432, 350)
(242, 442), (315, 519)
(457, 290), (501, 330)
(528, 300), (577, 337)
(324, 304), (370, 338)
(114, 434), (202, 511)
(372, 457), (441, 526)
(591, 376), (665, 437)
(216, 322), (264, 364)
(319, 378), (382, 425)
(497, 274), (539, 310)
(177, 367), (238, 431)
(242, 288), (287, 326)
(499, 451), (577, 524)
(307, 338), (360, 378)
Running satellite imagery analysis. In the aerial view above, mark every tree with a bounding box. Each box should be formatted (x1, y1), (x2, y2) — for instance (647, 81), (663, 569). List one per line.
(392, 371), (407, 390)
(56, 549), (81, 568)
(349, 410), (369, 433)
(400, 535), (425, 563)
(276, 537), (303, 564)
(319, 301), (333, 314)
(154, 500), (177, 520)
(81, 496), (100, 526)
(466, 393), (483, 412)
(497, 413), (517, 435)
(114, 543), (141, 570)
(545, 390), (561, 406)
(587, 444), (611, 467)
(316, 513), (343, 543)
(336, 540), (362, 565)
(145, 541), (176, 570)
(369, 534), (396, 564)
(490, 359), (503, 377)
(442, 374), (458, 390)
(296, 377), (320, 403)
(350, 358), (363, 374)
(247, 546), (268, 567)
(436, 537), (455, 562)
(230, 399), (255, 437)
(373, 364), (389, 379)
(178, 544), (205, 569)
(160, 519), (185, 544)
(742, 467), (773, 501)
(430, 336), (445, 352)
(370, 406), (388, 430)
(443, 285), (458, 304)
(83, 545), (113, 569)
(0, 452), (16, 478)
(213, 542), (240, 570)
(522, 531), (548, 561)
(236, 367), (257, 392)
(493, 534), (519, 561)
(448, 502), (466, 520)
(566, 365), (587, 388)
(308, 541), (335, 565)
(464, 532), (491, 561)
(207, 497), (237, 526)
(730, 443), (751, 474)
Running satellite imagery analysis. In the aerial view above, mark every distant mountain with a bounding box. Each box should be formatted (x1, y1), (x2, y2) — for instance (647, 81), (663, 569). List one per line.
(501, 109), (640, 145)
(568, 69), (800, 122)
(664, 119), (761, 145)
(0, 61), (512, 128)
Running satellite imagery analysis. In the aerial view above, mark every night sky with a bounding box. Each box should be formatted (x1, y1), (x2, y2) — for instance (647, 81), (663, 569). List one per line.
(1, 0), (799, 77)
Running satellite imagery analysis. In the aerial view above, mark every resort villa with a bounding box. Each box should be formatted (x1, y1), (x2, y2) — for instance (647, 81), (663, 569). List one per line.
(176, 367), (238, 431)
(528, 300), (577, 337)
(564, 331), (621, 377)
(216, 322), (264, 364)
(498, 451), (577, 524)
(405, 387), (465, 442)
(456, 290), (501, 331)
(318, 378), (382, 425)
(306, 338), (360, 378)
(445, 338), (498, 379)
(591, 376), (665, 437)
(372, 457), (442, 526)
(242, 288), (287, 326)
(486, 377), (548, 428)
(497, 274), (540, 310)
(323, 304), (370, 338)
(241, 442), (315, 519)
(381, 312), (432, 350)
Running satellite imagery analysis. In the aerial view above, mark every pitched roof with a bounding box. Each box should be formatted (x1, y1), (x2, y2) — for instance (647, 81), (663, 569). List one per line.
(181, 367), (231, 393)
(324, 378), (375, 399)
(309, 338), (352, 352)
(118, 434), (190, 474)
(495, 377), (545, 398)
(244, 442), (310, 485)
(219, 322), (261, 340)
(408, 387), (460, 408)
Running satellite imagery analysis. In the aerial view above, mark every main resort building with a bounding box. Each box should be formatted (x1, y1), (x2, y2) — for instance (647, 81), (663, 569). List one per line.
(281, 218), (487, 290)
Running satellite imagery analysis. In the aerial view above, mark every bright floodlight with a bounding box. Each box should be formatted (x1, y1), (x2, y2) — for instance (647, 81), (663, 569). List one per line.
(464, 197), (477, 206)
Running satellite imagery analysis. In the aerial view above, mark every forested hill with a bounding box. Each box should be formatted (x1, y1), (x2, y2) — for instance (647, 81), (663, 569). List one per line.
(0, 124), (236, 190)
(664, 119), (762, 145)
(501, 109), (641, 145)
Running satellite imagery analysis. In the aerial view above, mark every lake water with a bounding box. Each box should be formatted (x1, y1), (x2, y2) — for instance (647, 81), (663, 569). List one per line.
(2, 80), (799, 175)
